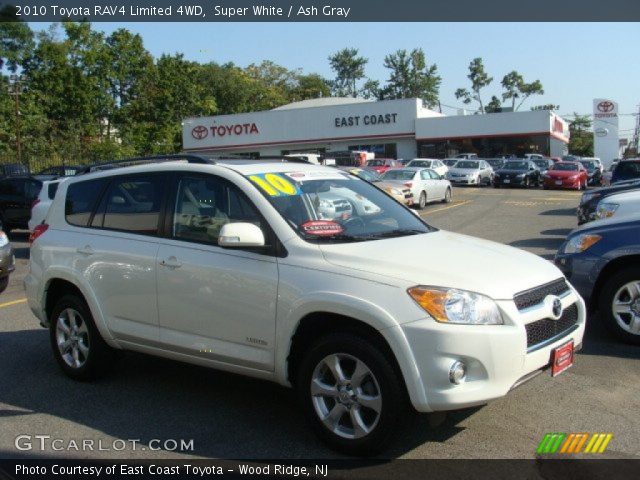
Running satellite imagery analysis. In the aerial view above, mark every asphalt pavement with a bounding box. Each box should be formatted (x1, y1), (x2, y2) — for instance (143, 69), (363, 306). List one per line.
(0, 186), (638, 460)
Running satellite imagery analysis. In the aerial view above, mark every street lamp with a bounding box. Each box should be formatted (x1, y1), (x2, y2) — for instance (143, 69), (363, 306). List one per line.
(7, 74), (26, 165)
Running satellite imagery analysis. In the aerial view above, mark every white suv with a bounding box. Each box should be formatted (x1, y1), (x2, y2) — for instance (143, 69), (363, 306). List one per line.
(25, 156), (586, 455)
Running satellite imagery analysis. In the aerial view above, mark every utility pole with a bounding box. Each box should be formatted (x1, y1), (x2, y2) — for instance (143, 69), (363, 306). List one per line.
(7, 75), (26, 165)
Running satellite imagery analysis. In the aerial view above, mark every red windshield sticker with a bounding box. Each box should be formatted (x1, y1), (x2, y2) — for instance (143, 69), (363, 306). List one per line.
(301, 220), (344, 236)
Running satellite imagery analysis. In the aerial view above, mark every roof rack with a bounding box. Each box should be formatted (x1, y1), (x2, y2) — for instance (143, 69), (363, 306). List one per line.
(78, 154), (215, 175)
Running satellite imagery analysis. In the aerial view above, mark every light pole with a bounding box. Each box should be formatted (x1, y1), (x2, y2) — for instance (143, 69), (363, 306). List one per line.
(7, 74), (26, 165)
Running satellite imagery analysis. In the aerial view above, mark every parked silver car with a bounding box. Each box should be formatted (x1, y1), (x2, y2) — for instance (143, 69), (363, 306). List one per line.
(380, 167), (452, 209)
(0, 225), (14, 293)
(446, 159), (494, 186)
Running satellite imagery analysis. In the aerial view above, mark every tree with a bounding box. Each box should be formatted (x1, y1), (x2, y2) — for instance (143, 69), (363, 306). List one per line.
(531, 104), (559, 111)
(289, 73), (331, 101)
(568, 113), (594, 156)
(0, 5), (35, 72)
(501, 70), (544, 111)
(360, 79), (381, 100)
(328, 48), (367, 97)
(485, 96), (503, 113)
(455, 57), (493, 113)
(380, 48), (440, 107)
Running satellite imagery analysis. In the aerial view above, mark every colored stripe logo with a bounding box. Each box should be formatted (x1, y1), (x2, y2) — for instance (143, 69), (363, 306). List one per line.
(537, 433), (613, 454)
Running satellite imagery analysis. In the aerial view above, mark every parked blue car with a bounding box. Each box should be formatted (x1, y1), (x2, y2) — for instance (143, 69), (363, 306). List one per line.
(555, 214), (640, 345)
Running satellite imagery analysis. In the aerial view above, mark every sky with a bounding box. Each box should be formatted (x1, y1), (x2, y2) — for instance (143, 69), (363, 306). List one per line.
(31, 21), (640, 137)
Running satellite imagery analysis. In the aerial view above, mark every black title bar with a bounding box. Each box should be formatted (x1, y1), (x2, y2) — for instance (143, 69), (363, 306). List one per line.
(1, 0), (640, 22)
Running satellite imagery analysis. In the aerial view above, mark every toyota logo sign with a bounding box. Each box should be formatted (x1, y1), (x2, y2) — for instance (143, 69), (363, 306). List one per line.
(191, 125), (209, 140)
(597, 101), (615, 113)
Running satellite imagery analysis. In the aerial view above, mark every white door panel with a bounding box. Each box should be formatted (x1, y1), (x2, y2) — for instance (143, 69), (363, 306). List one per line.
(77, 232), (160, 342)
(156, 242), (278, 371)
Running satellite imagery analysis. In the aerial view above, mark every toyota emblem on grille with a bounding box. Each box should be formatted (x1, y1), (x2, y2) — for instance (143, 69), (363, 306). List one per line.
(544, 295), (563, 320)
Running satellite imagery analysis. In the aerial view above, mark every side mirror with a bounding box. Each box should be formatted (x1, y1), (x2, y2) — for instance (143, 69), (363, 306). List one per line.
(440, 175), (445, 180)
(218, 222), (265, 248)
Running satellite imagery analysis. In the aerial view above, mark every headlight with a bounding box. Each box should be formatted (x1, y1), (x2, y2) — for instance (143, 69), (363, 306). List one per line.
(408, 287), (503, 325)
(0, 232), (8, 248)
(562, 234), (602, 254)
(596, 202), (619, 219)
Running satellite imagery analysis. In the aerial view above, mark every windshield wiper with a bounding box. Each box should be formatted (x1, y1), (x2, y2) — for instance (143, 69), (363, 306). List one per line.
(361, 228), (427, 240)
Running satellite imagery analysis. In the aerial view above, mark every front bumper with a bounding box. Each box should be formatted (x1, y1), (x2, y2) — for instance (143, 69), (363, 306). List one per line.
(449, 176), (479, 185)
(544, 178), (580, 189)
(399, 289), (586, 412)
(494, 176), (526, 186)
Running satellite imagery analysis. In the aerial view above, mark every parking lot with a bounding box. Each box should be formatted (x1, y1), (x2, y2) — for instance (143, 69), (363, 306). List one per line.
(1, 186), (638, 460)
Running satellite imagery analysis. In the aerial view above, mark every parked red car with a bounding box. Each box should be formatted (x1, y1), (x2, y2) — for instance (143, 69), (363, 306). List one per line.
(543, 161), (588, 190)
(365, 158), (402, 174)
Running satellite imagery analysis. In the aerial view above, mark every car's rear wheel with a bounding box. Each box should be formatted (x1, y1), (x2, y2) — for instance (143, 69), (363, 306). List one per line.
(599, 267), (640, 345)
(296, 333), (406, 456)
(418, 191), (427, 209)
(0, 276), (8, 293)
(49, 294), (115, 380)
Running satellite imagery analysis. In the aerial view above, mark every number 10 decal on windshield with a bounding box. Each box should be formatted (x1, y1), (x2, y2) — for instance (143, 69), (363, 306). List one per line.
(248, 173), (301, 197)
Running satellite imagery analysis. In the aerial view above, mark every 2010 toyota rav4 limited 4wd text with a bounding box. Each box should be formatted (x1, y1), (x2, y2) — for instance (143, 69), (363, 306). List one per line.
(25, 156), (586, 456)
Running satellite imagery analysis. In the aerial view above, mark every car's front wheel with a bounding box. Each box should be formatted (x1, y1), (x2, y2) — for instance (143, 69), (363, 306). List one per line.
(418, 191), (427, 209)
(297, 333), (406, 456)
(442, 188), (452, 203)
(599, 267), (640, 345)
(50, 294), (116, 380)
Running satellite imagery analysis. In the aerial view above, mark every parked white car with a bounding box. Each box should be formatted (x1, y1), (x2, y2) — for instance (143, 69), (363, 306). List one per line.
(595, 189), (640, 220)
(28, 179), (64, 232)
(25, 157), (586, 455)
(380, 167), (452, 209)
(405, 159), (449, 178)
(446, 159), (494, 186)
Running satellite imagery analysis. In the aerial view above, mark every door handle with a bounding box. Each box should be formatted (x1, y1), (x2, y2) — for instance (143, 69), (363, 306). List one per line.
(160, 256), (182, 269)
(76, 245), (94, 256)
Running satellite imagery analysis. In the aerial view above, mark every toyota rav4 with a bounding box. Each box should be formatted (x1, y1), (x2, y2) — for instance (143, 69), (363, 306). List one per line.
(25, 155), (586, 455)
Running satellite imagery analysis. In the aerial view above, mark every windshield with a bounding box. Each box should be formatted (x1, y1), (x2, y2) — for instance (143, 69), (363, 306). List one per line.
(455, 161), (479, 169)
(487, 160), (503, 167)
(247, 170), (432, 243)
(351, 169), (379, 182)
(580, 161), (596, 171)
(366, 160), (384, 167)
(380, 169), (416, 181)
(503, 161), (529, 170)
(407, 160), (432, 168)
(443, 159), (458, 166)
(552, 163), (578, 171)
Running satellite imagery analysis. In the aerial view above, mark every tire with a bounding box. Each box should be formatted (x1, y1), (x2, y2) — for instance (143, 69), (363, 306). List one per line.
(0, 276), (8, 294)
(442, 188), (452, 203)
(418, 191), (427, 210)
(543, 185), (548, 190)
(49, 294), (115, 380)
(296, 333), (407, 456)
(523, 177), (530, 189)
(598, 267), (640, 345)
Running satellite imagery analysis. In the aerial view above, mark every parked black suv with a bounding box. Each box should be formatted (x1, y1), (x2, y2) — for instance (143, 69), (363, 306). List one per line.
(0, 176), (43, 232)
(0, 163), (30, 178)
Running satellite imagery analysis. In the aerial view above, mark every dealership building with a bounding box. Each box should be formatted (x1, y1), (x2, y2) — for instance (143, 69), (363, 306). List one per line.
(182, 97), (569, 159)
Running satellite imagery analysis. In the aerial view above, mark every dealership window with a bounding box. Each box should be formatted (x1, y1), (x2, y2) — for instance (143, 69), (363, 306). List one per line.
(281, 148), (326, 155)
(418, 135), (551, 159)
(348, 143), (398, 159)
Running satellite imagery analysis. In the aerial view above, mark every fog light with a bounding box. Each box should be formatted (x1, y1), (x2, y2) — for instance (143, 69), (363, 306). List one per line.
(449, 361), (467, 384)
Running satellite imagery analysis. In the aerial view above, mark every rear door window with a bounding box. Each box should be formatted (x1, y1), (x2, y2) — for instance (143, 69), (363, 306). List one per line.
(65, 179), (109, 227)
(94, 175), (166, 236)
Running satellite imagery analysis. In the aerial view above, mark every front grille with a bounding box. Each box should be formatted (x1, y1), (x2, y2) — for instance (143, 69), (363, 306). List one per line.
(525, 304), (578, 349)
(514, 278), (570, 311)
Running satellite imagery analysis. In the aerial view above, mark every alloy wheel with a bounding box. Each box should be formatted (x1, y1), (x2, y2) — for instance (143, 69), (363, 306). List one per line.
(310, 353), (382, 439)
(612, 281), (640, 336)
(56, 308), (90, 368)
